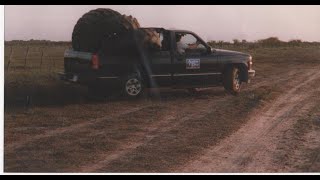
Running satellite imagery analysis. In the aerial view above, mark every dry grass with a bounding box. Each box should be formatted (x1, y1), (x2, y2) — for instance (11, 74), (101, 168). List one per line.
(4, 71), (88, 110)
(5, 45), (68, 70)
(274, 88), (320, 172)
(99, 88), (279, 172)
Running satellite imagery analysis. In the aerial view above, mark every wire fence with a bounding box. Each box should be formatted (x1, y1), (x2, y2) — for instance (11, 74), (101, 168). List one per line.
(5, 43), (320, 72)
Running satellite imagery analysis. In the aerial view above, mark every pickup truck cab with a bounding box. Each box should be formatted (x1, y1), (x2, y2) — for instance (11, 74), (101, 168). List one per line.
(59, 28), (255, 97)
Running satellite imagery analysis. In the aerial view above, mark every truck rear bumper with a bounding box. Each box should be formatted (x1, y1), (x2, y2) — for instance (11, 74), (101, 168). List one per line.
(247, 69), (256, 83)
(248, 69), (256, 78)
(58, 72), (120, 86)
(58, 72), (79, 83)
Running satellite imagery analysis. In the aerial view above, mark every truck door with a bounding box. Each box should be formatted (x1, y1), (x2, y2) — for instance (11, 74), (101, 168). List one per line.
(149, 30), (173, 87)
(173, 32), (220, 87)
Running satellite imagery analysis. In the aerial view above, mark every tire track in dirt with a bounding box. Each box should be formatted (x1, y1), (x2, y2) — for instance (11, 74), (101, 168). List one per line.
(5, 104), (154, 152)
(281, 121), (320, 172)
(249, 69), (298, 89)
(71, 65), (316, 172)
(6, 64), (318, 172)
(4, 64), (303, 153)
(76, 96), (231, 172)
(301, 131), (320, 171)
(179, 68), (320, 172)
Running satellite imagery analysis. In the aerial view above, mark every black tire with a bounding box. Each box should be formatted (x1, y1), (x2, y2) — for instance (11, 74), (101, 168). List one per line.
(72, 8), (137, 53)
(72, 8), (160, 53)
(140, 28), (161, 51)
(122, 14), (140, 29)
(121, 73), (144, 98)
(223, 66), (242, 95)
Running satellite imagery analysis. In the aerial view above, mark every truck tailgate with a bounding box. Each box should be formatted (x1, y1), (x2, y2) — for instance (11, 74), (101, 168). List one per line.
(64, 49), (92, 73)
(60, 49), (98, 84)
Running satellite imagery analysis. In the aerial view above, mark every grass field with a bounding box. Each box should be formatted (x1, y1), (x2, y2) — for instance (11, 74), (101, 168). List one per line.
(4, 45), (70, 71)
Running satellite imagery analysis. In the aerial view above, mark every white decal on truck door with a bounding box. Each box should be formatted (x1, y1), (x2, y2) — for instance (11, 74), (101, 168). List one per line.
(186, 59), (200, 69)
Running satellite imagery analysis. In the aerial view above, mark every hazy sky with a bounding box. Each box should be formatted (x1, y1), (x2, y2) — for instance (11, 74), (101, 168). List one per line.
(5, 5), (320, 42)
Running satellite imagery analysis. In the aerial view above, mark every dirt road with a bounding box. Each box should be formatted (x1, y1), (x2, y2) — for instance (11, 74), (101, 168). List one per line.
(4, 50), (320, 172)
(179, 67), (320, 173)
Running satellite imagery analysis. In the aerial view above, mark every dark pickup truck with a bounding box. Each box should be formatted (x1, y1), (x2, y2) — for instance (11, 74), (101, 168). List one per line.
(59, 28), (255, 97)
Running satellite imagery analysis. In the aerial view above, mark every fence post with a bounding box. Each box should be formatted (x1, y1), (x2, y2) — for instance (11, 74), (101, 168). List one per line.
(52, 55), (55, 71)
(48, 46), (53, 71)
(51, 47), (56, 71)
(7, 46), (13, 70)
(40, 47), (44, 69)
(24, 46), (30, 69)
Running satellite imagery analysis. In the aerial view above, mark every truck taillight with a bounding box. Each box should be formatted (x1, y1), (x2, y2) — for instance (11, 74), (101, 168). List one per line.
(248, 56), (253, 70)
(248, 61), (253, 70)
(91, 54), (100, 70)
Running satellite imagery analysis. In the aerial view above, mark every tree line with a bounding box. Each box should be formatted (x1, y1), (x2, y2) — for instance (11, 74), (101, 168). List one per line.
(5, 40), (71, 46)
(208, 37), (320, 48)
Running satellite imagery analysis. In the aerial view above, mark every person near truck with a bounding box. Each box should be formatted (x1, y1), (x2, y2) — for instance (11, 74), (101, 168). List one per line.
(176, 33), (200, 54)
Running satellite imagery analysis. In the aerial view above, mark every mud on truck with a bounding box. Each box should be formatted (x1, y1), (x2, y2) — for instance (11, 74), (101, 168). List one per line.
(59, 8), (255, 97)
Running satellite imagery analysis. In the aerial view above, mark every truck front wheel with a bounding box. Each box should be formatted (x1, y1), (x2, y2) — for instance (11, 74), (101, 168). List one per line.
(122, 74), (144, 98)
(223, 66), (242, 95)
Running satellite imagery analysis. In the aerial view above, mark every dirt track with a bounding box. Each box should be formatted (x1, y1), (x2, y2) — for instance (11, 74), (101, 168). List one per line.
(180, 67), (320, 172)
(4, 49), (320, 172)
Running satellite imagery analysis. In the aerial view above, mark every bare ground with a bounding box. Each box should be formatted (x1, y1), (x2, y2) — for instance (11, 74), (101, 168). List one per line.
(179, 67), (320, 173)
(4, 47), (320, 173)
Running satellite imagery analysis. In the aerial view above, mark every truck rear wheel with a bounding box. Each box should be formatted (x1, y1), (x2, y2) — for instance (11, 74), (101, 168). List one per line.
(223, 66), (242, 95)
(122, 74), (144, 98)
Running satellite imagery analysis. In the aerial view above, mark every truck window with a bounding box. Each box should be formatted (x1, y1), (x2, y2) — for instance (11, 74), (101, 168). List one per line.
(176, 33), (206, 54)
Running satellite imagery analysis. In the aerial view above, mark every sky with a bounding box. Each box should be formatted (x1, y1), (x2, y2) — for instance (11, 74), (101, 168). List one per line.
(4, 5), (320, 42)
